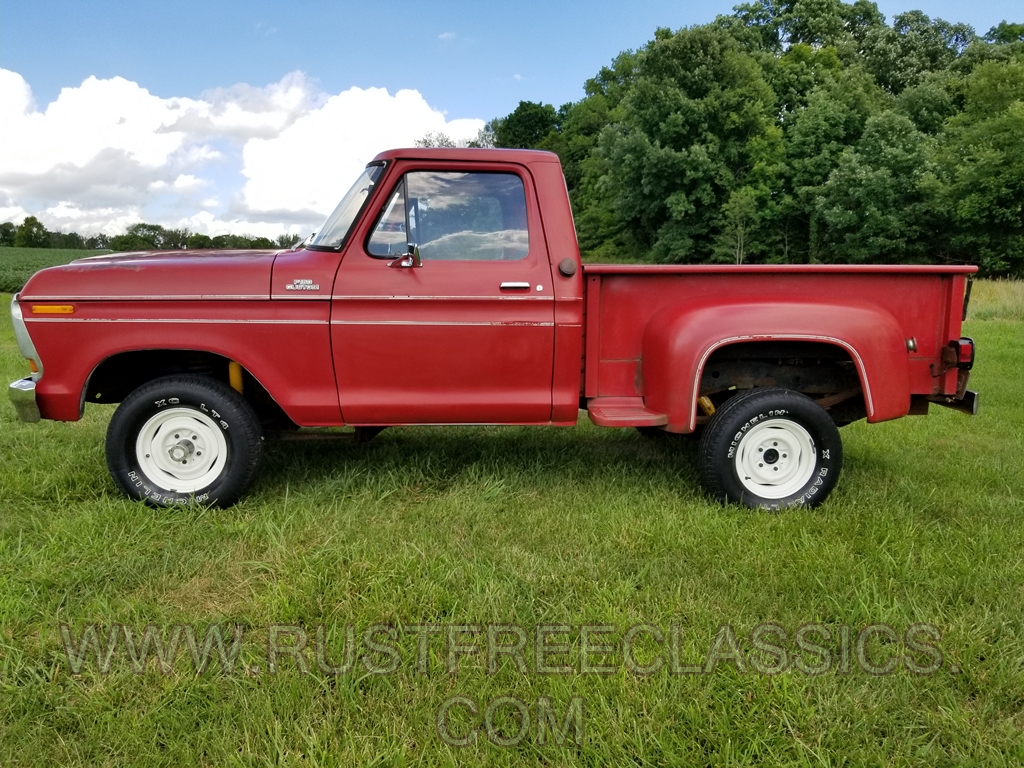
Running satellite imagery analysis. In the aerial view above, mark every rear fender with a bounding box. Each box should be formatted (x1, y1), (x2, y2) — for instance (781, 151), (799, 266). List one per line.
(641, 302), (910, 432)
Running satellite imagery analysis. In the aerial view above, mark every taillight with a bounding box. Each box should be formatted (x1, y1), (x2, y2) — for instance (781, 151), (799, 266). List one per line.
(952, 338), (975, 370)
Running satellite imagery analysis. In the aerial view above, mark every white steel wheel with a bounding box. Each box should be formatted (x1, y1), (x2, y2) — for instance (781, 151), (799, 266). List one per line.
(733, 418), (816, 500)
(135, 407), (229, 493)
(106, 374), (263, 508)
(698, 388), (844, 510)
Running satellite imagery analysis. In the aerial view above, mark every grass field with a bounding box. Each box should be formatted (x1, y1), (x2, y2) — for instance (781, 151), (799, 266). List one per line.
(0, 247), (108, 293)
(1, 282), (1022, 766)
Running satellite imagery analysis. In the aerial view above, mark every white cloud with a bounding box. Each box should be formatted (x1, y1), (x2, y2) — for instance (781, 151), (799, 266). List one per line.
(439, 32), (457, 41)
(162, 71), (320, 142)
(0, 68), (485, 237)
(172, 174), (205, 191)
(0, 203), (30, 223)
(1, 72), (197, 175)
(239, 86), (483, 216)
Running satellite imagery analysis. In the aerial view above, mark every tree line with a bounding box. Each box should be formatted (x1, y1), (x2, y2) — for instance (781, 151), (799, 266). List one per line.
(0, 217), (302, 252)
(485, 2), (1024, 276)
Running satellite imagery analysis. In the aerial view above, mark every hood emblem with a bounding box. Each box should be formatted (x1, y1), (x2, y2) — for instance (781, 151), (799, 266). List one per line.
(285, 279), (320, 291)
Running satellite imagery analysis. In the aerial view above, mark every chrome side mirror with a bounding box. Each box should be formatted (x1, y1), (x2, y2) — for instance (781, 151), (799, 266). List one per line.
(388, 244), (422, 269)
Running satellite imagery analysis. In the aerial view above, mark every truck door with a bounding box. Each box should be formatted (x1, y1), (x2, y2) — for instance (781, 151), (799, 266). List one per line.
(330, 163), (555, 424)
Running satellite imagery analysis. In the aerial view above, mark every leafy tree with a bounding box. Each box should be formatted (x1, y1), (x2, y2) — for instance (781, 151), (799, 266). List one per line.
(714, 186), (761, 263)
(767, 43), (843, 118)
(162, 228), (190, 250)
(774, 66), (888, 259)
(48, 230), (86, 249)
(466, 125), (496, 148)
(129, 223), (166, 248)
(594, 24), (778, 262)
(414, 131), (456, 148)
(894, 72), (957, 133)
(212, 234), (253, 249)
(14, 216), (49, 248)
(815, 111), (937, 262)
(784, 0), (848, 48)
(492, 101), (559, 149)
(275, 233), (302, 248)
(110, 223), (168, 250)
(0, 221), (16, 246)
(931, 60), (1024, 274)
(837, 0), (887, 51)
(109, 233), (157, 251)
(863, 11), (975, 93)
(985, 22), (1024, 45)
(187, 233), (214, 249)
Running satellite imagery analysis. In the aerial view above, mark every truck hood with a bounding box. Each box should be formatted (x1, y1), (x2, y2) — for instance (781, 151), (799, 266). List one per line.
(18, 249), (280, 300)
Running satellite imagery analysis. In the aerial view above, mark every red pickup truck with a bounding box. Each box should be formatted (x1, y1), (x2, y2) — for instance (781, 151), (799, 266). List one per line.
(8, 148), (977, 509)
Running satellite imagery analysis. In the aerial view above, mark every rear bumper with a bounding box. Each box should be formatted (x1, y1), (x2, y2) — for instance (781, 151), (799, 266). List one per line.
(928, 389), (979, 417)
(8, 378), (41, 423)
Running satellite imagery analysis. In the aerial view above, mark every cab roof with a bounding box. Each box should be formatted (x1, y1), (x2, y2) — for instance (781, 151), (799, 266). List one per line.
(371, 147), (561, 165)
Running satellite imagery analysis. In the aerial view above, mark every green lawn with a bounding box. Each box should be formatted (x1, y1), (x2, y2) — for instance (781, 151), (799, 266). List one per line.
(1, 283), (1022, 766)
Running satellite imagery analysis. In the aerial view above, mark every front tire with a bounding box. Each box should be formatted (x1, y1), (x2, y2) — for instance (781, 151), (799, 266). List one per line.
(698, 388), (842, 510)
(106, 375), (263, 507)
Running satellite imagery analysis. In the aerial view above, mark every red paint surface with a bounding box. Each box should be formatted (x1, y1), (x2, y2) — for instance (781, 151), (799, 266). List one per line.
(17, 148), (976, 430)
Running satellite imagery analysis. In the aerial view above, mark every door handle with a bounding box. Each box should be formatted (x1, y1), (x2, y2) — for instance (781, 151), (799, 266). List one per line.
(500, 282), (531, 290)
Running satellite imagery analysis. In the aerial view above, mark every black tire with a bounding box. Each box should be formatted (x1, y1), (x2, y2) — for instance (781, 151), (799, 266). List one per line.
(106, 374), (263, 508)
(698, 388), (842, 510)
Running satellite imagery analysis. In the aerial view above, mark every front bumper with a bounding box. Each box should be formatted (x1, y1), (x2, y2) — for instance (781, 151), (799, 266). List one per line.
(9, 378), (41, 423)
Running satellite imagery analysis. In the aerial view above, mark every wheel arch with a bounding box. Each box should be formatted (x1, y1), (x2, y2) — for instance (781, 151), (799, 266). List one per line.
(84, 348), (294, 427)
(641, 301), (911, 432)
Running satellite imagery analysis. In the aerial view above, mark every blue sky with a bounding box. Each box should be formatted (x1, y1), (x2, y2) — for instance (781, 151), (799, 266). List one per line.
(3, 0), (1014, 120)
(0, 0), (1017, 237)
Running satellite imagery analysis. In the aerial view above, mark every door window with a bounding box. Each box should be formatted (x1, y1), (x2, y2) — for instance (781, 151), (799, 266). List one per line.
(367, 171), (529, 261)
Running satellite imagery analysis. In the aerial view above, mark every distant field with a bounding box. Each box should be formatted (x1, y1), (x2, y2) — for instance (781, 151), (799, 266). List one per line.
(0, 247), (105, 293)
(0, 283), (1022, 765)
(970, 277), (1024, 321)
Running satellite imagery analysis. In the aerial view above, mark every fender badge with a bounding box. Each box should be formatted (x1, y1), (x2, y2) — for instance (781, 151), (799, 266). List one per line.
(285, 279), (320, 291)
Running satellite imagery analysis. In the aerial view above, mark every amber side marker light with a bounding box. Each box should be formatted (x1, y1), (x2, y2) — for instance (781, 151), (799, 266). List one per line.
(31, 304), (75, 315)
(27, 360), (39, 374)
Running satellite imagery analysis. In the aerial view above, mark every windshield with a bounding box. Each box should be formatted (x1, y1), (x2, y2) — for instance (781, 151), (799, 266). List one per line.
(307, 163), (385, 250)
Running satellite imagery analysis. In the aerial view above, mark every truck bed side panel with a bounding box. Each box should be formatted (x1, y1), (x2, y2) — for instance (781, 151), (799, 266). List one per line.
(583, 265), (973, 429)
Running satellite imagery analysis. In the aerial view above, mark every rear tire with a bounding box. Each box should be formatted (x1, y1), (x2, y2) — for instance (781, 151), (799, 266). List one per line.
(698, 388), (842, 510)
(106, 375), (263, 507)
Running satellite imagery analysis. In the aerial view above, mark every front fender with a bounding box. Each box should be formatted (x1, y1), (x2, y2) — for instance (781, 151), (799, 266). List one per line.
(641, 302), (910, 432)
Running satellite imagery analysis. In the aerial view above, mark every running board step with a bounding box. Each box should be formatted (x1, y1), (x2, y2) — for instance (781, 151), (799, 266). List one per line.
(587, 397), (668, 427)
